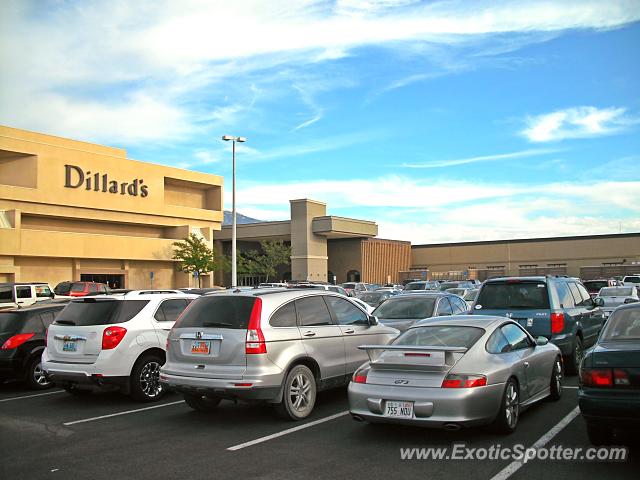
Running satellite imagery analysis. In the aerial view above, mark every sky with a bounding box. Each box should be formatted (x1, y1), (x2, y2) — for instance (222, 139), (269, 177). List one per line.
(1, 0), (639, 244)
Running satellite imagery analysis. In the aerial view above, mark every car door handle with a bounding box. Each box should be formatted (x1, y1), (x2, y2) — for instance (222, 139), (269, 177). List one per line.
(343, 329), (355, 334)
(303, 331), (316, 337)
(524, 362), (530, 368)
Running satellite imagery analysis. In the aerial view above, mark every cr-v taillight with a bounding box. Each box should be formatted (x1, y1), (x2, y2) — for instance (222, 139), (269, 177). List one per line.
(551, 312), (564, 334)
(102, 326), (127, 350)
(245, 298), (266, 354)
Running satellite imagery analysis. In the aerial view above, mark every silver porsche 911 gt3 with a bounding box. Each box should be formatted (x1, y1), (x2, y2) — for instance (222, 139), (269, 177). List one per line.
(348, 315), (563, 434)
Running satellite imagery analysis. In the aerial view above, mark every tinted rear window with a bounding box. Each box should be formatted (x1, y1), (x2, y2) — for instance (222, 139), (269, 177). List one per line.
(55, 300), (149, 326)
(176, 296), (257, 329)
(476, 282), (550, 310)
(601, 308), (640, 341)
(0, 286), (12, 302)
(405, 283), (426, 291)
(70, 283), (86, 292)
(584, 281), (608, 291)
(373, 297), (436, 320)
(395, 326), (485, 348)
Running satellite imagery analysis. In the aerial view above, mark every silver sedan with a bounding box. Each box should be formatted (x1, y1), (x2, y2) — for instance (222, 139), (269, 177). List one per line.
(348, 315), (563, 434)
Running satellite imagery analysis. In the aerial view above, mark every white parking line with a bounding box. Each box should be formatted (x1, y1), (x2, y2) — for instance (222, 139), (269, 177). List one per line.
(63, 400), (185, 426)
(0, 390), (65, 403)
(227, 410), (350, 451)
(490, 406), (580, 480)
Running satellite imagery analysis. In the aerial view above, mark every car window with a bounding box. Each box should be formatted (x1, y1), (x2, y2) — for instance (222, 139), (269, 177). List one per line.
(600, 308), (640, 341)
(100, 285), (108, 293)
(396, 326), (484, 348)
(450, 296), (467, 314)
(88, 284), (98, 293)
(71, 283), (86, 292)
(486, 328), (511, 354)
(567, 283), (583, 306)
(22, 313), (44, 333)
(326, 296), (368, 325)
(155, 299), (188, 322)
(175, 296), (256, 329)
(16, 286), (32, 299)
(56, 300), (150, 326)
(475, 281), (550, 310)
(295, 296), (333, 327)
(554, 282), (575, 309)
(0, 285), (13, 301)
(576, 284), (593, 306)
(600, 287), (633, 297)
(436, 298), (453, 316)
(35, 285), (52, 298)
(501, 323), (531, 350)
(38, 311), (57, 328)
(269, 301), (297, 328)
(373, 297), (436, 319)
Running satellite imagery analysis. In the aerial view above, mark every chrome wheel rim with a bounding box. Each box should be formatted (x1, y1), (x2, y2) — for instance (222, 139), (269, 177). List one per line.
(289, 372), (313, 413)
(33, 362), (50, 386)
(140, 361), (162, 398)
(554, 360), (563, 393)
(505, 382), (519, 428)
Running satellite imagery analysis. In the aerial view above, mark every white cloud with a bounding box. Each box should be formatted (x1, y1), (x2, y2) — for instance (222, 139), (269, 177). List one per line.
(402, 147), (561, 168)
(1, 0), (639, 143)
(522, 106), (636, 142)
(233, 175), (640, 243)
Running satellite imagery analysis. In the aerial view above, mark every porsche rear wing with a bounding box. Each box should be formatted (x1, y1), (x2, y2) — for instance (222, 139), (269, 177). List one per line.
(358, 345), (468, 368)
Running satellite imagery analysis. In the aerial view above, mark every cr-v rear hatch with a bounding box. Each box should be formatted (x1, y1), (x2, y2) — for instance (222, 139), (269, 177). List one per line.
(47, 298), (148, 364)
(165, 295), (260, 380)
(472, 279), (551, 338)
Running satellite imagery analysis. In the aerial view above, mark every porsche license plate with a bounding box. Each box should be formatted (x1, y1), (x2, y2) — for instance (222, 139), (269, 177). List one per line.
(384, 400), (413, 418)
(191, 340), (211, 355)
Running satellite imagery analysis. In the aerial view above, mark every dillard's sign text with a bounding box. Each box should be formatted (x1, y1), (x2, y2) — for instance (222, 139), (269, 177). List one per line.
(64, 164), (149, 197)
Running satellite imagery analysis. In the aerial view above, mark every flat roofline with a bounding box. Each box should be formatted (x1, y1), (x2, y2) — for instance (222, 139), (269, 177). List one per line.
(412, 232), (640, 249)
(220, 220), (292, 230)
(313, 215), (376, 226)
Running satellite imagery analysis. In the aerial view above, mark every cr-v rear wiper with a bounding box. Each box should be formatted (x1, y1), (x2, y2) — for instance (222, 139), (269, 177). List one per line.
(54, 320), (76, 325)
(201, 321), (233, 328)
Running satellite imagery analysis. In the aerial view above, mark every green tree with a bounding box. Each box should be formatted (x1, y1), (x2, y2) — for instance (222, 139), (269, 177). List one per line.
(237, 240), (291, 282)
(172, 233), (220, 287)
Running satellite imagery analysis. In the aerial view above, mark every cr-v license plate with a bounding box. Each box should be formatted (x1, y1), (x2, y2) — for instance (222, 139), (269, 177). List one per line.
(190, 340), (211, 355)
(384, 400), (413, 418)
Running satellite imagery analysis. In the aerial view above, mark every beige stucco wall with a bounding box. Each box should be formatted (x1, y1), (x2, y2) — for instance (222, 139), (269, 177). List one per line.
(0, 125), (224, 289)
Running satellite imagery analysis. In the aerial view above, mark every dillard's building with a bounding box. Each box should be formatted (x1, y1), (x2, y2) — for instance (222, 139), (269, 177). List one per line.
(0, 125), (224, 289)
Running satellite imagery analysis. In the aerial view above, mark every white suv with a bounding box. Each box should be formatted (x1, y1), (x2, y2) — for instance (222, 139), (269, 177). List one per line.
(42, 292), (197, 401)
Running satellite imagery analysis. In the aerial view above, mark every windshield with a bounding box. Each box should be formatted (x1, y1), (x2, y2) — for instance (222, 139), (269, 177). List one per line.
(475, 282), (550, 310)
(624, 277), (640, 283)
(176, 295), (257, 329)
(600, 287), (633, 297)
(438, 282), (459, 291)
(601, 308), (640, 341)
(394, 325), (485, 348)
(405, 282), (426, 291)
(463, 290), (478, 301)
(447, 288), (466, 296)
(373, 297), (436, 320)
(359, 293), (383, 303)
(342, 283), (356, 289)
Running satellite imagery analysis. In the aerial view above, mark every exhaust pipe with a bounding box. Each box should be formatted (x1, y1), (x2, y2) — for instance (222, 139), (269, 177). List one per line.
(443, 423), (461, 432)
(351, 414), (365, 423)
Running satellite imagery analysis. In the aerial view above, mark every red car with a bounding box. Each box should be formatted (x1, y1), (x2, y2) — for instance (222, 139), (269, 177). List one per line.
(68, 282), (109, 297)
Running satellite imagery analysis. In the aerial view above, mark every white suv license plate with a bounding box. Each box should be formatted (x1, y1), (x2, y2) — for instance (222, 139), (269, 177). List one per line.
(62, 341), (77, 352)
(384, 400), (414, 418)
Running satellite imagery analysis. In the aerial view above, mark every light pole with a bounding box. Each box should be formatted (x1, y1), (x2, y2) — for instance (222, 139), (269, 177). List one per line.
(222, 135), (246, 288)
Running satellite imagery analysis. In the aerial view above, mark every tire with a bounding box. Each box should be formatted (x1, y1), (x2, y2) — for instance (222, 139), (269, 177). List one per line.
(491, 378), (519, 435)
(275, 365), (317, 421)
(565, 336), (583, 376)
(548, 357), (563, 401)
(130, 354), (165, 402)
(587, 424), (613, 445)
(64, 384), (92, 396)
(24, 355), (53, 390)
(184, 393), (222, 412)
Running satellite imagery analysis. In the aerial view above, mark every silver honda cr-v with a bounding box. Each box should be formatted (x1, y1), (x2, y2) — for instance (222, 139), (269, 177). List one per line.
(160, 289), (398, 420)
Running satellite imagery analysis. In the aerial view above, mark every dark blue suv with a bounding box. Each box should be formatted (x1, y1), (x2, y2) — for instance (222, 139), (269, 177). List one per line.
(470, 276), (605, 374)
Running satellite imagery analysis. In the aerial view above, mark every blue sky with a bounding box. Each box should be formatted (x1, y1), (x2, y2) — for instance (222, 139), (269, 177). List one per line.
(1, 0), (639, 243)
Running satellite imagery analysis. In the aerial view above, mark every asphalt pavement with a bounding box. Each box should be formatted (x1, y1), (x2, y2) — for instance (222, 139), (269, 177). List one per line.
(0, 376), (637, 480)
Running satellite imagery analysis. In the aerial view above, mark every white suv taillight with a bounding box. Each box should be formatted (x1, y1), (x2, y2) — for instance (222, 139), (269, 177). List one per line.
(102, 326), (127, 350)
(245, 298), (266, 354)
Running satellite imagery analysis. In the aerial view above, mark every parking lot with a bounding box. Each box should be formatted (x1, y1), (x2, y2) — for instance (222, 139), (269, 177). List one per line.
(1, 376), (637, 480)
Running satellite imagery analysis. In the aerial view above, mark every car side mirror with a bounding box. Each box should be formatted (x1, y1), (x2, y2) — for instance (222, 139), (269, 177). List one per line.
(593, 297), (604, 307)
(536, 336), (549, 346)
(49, 292), (55, 298)
(368, 315), (378, 326)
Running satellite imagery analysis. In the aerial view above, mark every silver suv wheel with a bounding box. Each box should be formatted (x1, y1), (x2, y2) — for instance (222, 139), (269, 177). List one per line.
(276, 365), (316, 421)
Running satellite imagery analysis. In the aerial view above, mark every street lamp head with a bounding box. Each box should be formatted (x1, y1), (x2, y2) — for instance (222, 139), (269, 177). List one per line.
(236, 137), (247, 143)
(221, 135), (235, 141)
